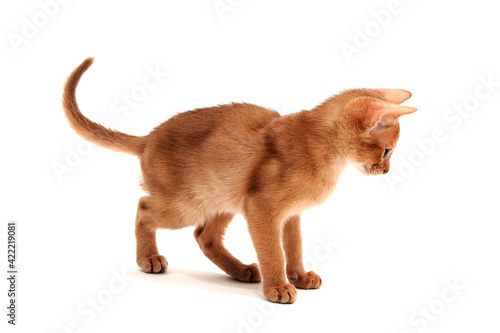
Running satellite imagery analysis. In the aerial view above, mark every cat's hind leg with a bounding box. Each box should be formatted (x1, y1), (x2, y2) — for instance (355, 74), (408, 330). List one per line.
(194, 213), (261, 282)
(135, 196), (168, 273)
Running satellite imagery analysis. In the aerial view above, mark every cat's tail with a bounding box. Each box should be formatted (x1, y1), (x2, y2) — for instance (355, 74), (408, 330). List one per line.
(62, 57), (145, 156)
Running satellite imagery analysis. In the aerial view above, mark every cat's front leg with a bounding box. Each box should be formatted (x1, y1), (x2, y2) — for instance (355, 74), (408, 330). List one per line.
(283, 215), (322, 289)
(245, 201), (297, 304)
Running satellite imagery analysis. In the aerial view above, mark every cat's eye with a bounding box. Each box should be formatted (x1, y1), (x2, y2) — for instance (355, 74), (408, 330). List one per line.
(383, 148), (391, 158)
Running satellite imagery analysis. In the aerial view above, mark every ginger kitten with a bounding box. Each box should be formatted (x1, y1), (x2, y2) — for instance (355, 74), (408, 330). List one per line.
(62, 58), (416, 304)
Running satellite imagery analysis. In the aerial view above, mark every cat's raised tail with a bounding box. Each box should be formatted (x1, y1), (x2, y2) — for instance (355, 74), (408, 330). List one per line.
(62, 57), (145, 156)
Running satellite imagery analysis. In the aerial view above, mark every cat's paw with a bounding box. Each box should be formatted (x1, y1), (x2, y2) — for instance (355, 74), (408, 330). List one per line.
(264, 284), (297, 304)
(287, 271), (322, 289)
(137, 255), (168, 273)
(234, 263), (261, 283)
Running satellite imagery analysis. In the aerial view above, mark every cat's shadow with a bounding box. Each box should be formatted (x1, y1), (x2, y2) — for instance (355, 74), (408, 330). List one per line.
(128, 267), (263, 298)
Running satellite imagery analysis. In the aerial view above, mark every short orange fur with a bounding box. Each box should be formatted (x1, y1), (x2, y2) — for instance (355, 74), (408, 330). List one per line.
(63, 58), (416, 303)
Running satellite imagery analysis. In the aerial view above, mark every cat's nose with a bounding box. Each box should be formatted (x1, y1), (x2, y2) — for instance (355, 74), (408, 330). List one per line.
(383, 167), (389, 174)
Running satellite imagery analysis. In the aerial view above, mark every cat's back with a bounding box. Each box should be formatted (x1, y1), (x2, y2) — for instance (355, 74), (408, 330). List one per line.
(146, 102), (279, 152)
(142, 103), (279, 188)
(167, 102), (279, 135)
(140, 103), (280, 208)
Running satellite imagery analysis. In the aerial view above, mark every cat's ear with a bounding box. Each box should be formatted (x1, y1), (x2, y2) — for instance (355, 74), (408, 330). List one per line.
(346, 97), (417, 130)
(372, 89), (412, 104)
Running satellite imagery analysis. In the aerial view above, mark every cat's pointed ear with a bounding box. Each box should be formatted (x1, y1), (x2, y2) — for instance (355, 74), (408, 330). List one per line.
(372, 89), (412, 104)
(346, 97), (417, 130)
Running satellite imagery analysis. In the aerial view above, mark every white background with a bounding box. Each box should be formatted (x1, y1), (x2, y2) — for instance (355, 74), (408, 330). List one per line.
(1, 0), (499, 332)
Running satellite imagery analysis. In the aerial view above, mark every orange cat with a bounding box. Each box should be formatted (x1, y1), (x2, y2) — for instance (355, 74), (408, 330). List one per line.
(63, 58), (416, 303)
